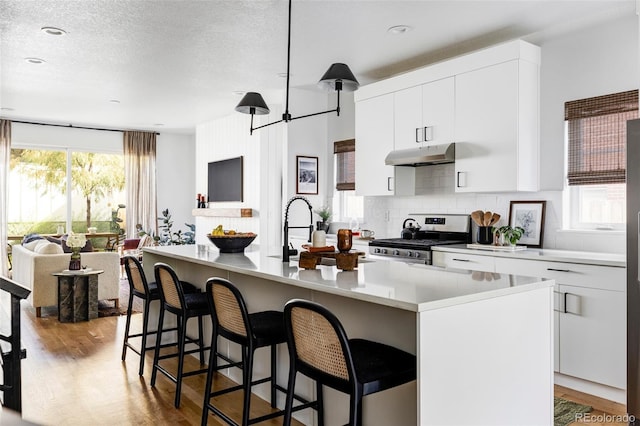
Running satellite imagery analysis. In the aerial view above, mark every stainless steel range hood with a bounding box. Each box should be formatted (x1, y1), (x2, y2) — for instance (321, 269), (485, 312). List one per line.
(385, 143), (455, 167)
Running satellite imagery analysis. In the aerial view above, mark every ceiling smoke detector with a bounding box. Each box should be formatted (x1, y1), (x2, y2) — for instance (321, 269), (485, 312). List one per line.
(25, 57), (46, 64)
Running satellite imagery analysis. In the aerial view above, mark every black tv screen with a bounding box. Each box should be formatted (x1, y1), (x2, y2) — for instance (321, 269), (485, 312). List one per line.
(208, 156), (243, 202)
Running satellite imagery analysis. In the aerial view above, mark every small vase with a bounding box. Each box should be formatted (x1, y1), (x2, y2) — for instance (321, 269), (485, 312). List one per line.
(337, 229), (353, 253)
(69, 248), (81, 270)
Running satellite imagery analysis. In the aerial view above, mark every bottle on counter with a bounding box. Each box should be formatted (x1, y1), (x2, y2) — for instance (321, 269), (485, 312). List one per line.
(197, 193), (202, 208)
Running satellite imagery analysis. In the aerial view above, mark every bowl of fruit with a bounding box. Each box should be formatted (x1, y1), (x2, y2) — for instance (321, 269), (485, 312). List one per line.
(207, 225), (257, 253)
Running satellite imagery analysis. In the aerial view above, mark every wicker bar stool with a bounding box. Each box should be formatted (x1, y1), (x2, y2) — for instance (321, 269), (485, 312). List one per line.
(150, 262), (211, 408)
(201, 277), (301, 426)
(121, 255), (199, 376)
(283, 299), (417, 426)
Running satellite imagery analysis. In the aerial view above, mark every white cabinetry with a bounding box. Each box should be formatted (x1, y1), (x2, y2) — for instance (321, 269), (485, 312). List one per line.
(355, 94), (395, 196)
(454, 60), (539, 192)
(394, 78), (455, 150)
(493, 257), (625, 390)
(433, 249), (626, 391)
(355, 93), (415, 196)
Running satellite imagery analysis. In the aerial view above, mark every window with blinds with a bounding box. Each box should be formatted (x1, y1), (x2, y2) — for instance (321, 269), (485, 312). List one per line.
(565, 89), (638, 186)
(334, 139), (355, 191)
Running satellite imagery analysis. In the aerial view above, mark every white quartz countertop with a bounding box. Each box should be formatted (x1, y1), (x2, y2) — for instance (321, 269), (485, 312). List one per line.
(432, 244), (625, 267)
(143, 245), (552, 313)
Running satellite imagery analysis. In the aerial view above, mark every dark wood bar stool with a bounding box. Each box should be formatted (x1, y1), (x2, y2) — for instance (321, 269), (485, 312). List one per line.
(121, 255), (199, 376)
(201, 277), (296, 426)
(150, 262), (211, 408)
(283, 299), (417, 426)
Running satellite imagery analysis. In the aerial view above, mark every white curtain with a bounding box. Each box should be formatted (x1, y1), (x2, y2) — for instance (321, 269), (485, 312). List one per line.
(0, 120), (11, 277)
(123, 131), (157, 239)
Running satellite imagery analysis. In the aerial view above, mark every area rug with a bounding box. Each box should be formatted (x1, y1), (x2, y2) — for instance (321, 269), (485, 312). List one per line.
(98, 278), (143, 317)
(554, 397), (592, 426)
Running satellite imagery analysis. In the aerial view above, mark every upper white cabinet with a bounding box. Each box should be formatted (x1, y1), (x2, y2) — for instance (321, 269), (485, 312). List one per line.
(454, 59), (539, 192)
(394, 77), (455, 150)
(355, 40), (540, 194)
(355, 93), (395, 196)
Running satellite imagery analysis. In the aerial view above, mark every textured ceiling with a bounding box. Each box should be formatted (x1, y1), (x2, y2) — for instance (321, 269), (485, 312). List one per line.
(0, 0), (636, 134)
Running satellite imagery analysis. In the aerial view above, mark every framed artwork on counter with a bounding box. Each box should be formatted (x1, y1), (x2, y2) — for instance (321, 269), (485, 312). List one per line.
(296, 156), (318, 194)
(508, 200), (546, 248)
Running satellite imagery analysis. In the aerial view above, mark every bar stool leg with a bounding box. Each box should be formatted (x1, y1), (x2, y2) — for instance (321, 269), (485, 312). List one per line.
(283, 362), (297, 426)
(270, 344), (277, 408)
(150, 307), (165, 387)
(317, 382), (324, 426)
(201, 333), (217, 426)
(174, 316), (188, 408)
(198, 315), (205, 364)
(121, 291), (135, 362)
(138, 297), (152, 376)
(242, 348), (253, 426)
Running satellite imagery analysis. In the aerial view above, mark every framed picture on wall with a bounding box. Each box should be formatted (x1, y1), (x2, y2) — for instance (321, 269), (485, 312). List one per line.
(296, 156), (318, 194)
(508, 200), (547, 248)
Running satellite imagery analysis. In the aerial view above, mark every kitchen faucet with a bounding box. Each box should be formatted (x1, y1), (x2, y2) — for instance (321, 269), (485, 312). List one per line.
(283, 196), (313, 262)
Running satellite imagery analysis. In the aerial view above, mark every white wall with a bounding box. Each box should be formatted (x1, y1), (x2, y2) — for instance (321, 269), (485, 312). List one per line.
(155, 132), (196, 238)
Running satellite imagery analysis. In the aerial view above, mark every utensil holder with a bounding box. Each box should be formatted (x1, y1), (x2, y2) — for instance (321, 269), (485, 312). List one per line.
(477, 226), (494, 245)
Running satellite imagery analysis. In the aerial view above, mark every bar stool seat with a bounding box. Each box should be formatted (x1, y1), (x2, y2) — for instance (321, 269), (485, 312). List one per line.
(202, 277), (305, 426)
(150, 262), (211, 408)
(283, 299), (417, 426)
(121, 255), (199, 376)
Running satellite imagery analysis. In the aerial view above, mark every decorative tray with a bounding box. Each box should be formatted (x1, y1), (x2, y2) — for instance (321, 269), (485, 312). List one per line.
(466, 244), (527, 251)
(61, 268), (94, 274)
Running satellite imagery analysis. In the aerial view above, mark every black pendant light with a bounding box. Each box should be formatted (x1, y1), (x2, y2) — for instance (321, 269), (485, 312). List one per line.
(235, 0), (359, 135)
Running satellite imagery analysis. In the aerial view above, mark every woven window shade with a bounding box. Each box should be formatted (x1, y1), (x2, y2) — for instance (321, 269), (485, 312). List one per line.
(334, 139), (355, 191)
(565, 90), (638, 186)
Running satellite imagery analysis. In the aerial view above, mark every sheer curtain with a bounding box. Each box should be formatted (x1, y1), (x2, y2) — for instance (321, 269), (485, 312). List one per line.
(123, 131), (157, 239)
(0, 120), (11, 277)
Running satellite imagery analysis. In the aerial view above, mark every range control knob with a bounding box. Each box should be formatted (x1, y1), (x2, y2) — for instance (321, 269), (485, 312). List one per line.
(374, 248), (381, 254)
(407, 251), (414, 257)
(414, 252), (421, 258)
(381, 249), (387, 254)
(393, 249), (400, 256)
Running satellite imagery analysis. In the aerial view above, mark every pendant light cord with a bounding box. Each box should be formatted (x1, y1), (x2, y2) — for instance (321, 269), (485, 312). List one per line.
(284, 0), (293, 122)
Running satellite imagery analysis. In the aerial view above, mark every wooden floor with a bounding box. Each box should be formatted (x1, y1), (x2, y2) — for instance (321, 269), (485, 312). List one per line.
(555, 385), (628, 426)
(17, 301), (303, 426)
(11, 295), (630, 425)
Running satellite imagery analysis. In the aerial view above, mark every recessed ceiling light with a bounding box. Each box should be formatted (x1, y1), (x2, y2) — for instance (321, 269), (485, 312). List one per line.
(233, 91), (246, 96)
(153, 123), (164, 127)
(25, 57), (46, 64)
(41, 26), (67, 36)
(108, 99), (121, 104)
(277, 73), (291, 78)
(0, 107), (15, 112)
(387, 25), (412, 35)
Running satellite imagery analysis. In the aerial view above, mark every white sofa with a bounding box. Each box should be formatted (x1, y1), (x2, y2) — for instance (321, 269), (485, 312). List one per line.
(12, 243), (120, 317)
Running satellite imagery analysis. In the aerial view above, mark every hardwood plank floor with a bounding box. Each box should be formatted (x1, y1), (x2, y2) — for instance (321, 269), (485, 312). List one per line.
(18, 303), (302, 426)
(555, 384), (629, 426)
(14, 299), (629, 425)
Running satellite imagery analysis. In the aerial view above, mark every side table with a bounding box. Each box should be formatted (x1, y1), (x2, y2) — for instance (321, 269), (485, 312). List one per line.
(52, 270), (104, 322)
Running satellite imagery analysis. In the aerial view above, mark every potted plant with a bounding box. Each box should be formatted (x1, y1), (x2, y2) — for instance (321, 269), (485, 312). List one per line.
(314, 206), (332, 232)
(494, 225), (525, 246)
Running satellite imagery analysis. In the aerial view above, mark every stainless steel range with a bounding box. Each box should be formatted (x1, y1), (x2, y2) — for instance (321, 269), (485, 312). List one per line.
(369, 214), (471, 264)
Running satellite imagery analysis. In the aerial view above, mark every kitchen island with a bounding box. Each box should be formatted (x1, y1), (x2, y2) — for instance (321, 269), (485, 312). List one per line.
(143, 245), (554, 425)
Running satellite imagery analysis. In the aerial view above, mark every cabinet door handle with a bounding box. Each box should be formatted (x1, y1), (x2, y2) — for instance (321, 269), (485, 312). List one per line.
(553, 290), (564, 312)
(564, 292), (581, 315)
(563, 292), (568, 314)
(415, 127), (422, 143)
(424, 126), (433, 142)
(452, 258), (470, 262)
(547, 268), (573, 273)
(387, 176), (393, 192)
(457, 172), (466, 188)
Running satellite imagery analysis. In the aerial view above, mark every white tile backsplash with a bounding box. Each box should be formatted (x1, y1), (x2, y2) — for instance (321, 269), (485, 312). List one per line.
(363, 164), (624, 254)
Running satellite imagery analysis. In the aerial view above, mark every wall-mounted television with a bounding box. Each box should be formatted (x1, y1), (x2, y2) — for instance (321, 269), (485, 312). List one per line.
(208, 156), (243, 202)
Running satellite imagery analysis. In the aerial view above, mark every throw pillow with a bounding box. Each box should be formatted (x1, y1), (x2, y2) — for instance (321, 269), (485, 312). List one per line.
(34, 241), (64, 255)
(22, 240), (43, 251)
(22, 233), (44, 244)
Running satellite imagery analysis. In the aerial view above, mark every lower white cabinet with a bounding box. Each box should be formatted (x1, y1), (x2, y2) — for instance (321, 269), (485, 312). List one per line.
(556, 283), (625, 389)
(433, 249), (626, 390)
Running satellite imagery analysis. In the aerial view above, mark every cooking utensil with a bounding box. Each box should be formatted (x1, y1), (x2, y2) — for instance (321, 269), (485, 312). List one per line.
(483, 211), (492, 226)
(471, 210), (484, 226)
(489, 213), (501, 226)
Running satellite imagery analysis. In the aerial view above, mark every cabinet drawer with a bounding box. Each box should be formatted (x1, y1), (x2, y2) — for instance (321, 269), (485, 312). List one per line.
(432, 252), (494, 272)
(494, 258), (625, 291)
